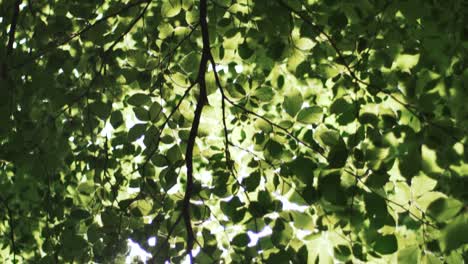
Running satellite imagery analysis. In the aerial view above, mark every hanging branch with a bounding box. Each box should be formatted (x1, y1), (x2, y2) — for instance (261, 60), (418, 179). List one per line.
(6, 0), (21, 56)
(207, 56), (238, 176)
(182, 0), (210, 261)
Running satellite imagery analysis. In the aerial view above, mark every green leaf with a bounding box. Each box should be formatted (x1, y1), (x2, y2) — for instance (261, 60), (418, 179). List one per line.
(398, 245), (420, 264)
(180, 51), (200, 75)
(440, 214), (468, 252)
(243, 171), (261, 192)
(220, 197), (245, 223)
(238, 41), (254, 59)
(366, 172), (390, 189)
(297, 106), (323, 124)
(253, 86), (275, 102)
(283, 89), (303, 117)
(334, 245), (351, 262)
(364, 193), (387, 216)
(167, 145), (183, 164)
(411, 174), (437, 197)
(328, 140), (348, 168)
(315, 126), (340, 146)
(128, 123), (147, 142)
(161, 168), (177, 190)
(151, 154), (168, 167)
(130, 199), (153, 216)
(71, 209), (91, 220)
(127, 50), (147, 69)
(328, 11), (348, 29)
(265, 139), (284, 158)
(427, 198), (463, 222)
(133, 107), (149, 121)
(77, 182), (95, 195)
(161, 0), (181, 18)
(320, 172), (346, 206)
(291, 212), (314, 230)
(89, 102), (111, 120)
(110, 111), (124, 128)
(267, 41), (285, 60)
(232, 233), (249, 247)
(393, 54), (420, 72)
(127, 93), (151, 106)
(288, 156), (316, 185)
(373, 235), (398, 255)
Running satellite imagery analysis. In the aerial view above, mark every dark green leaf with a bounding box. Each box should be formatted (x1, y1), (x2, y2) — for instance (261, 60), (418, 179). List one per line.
(232, 233), (249, 247)
(373, 235), (398, 255)
(427, 198), (463, 222)
(128, 93), (151, 106)
(440, 214), (468, 252)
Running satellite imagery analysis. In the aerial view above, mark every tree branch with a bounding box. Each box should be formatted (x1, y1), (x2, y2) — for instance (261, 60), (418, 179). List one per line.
(224, 96), (326, 156)
(344, 169), (438, 229)
(182, 0), (210, 261)
(12, 0), (151, 70)
(103, 0), (152, 55)
(149, 213), (183, 263)
(6, 0), (21, 56)
(278, 1), (423, 116)
(280, 1), (468, 147)
(208, 53), (237, 178)
(132, 81), (198, 175)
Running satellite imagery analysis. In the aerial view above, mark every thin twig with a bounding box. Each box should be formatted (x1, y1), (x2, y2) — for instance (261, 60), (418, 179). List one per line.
(131, 81), (198, 175)
(344, 169), (438, 229)
(224, 97), (326, 157)
(12, 0), (151, 70)
(103, 0), (152, 55)
(6, 0), (21, 56)
(149, 213), (183, 263)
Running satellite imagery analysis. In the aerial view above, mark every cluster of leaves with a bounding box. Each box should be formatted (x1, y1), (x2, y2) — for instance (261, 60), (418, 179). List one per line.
(0, 0), (467, 263)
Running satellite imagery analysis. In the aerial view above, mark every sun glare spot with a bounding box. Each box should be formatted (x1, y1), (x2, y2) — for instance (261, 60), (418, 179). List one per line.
(148, 236), (156, 247)
(247, 226), (272, 247)
(126, 239), (151, 264)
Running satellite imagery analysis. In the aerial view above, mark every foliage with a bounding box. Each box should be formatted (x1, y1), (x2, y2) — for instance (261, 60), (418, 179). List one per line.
(0, 0), (467, 263)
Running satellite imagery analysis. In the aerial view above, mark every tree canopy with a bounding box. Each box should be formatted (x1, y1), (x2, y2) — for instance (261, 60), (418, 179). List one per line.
(0, 0), (467, 263)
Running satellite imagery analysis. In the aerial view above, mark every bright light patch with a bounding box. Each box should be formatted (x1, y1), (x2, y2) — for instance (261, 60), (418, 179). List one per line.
(73, 69), (80, 78)
(148, 236), (156, 247)
(208, 64), (228, 73)
(100, 122), (114, 138)
(247, 225), (272, 247)
(274, 192), (309, 212)
(128, 187), (140, 194)
(126, 239), (151, 264)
